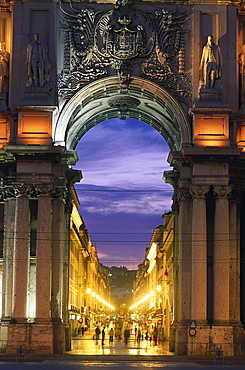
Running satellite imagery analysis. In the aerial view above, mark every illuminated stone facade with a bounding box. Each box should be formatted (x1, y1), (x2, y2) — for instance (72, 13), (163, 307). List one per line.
(69, 188), (111, 343)
(132, 213), (174, 345)
(0, 0), (243, 356)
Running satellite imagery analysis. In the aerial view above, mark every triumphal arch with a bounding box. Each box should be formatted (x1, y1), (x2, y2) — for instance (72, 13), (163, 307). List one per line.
(0, 0), (244, 356)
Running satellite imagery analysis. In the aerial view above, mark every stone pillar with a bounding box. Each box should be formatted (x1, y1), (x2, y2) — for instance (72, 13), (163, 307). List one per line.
(35, 190), (52, 320)
(213, 186), (231, 324)
(0, 196), (16, 351)
(229, 194), (242, 355)
(190, 185), (209, 323)
(51, 195), (65, 320)
(173, 188), (192, 323)
(2, 197), (16, 319)
(173, 187), (192, 355)
(30, 188), (53, 354)
(12, 192), (29, 320)
(229, 195), (240, 324)
(51, 191), (66, 353)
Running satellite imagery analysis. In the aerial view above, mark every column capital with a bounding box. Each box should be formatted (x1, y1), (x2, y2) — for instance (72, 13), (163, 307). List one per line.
(190, 184), (209, 198)
(36, 184), (54, 195)
(51, 186), (68, 200)
(2, 185), (17, 199)
(213, 185), (232, 198)
(172, 187), (192, 214)
(13, 184), (30, 197)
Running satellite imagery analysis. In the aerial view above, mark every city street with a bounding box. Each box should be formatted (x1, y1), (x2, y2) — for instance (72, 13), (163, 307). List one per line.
(70, 333), (173, 356)
(0, 334), (244, 369)
(0, 358), (244, 369)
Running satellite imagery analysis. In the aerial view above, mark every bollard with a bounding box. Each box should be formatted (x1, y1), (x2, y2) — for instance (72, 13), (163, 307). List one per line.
(214, 346), (224, 365)
(16, 346), (25, 362)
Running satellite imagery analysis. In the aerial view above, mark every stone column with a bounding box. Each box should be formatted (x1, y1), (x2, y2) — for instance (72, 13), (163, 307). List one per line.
(229, 195), (240, 324)
(2, 197), (16, 319)
(51, 194), (65, 320)
(173, 188), (192, 355)
(213, 185), (231, 324)
(174, 188), (192, 324)
(35, 189), (52, 321)
(12, 191), (30, 320)
(190, 185), (209, 323)
(51, 191), (66, 354)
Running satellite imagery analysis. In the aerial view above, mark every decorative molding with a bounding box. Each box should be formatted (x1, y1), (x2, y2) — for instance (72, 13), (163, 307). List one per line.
(58, 0), (191, 108)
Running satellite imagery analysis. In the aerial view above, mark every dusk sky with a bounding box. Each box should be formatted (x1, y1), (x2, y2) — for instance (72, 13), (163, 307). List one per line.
(74, 118), (173, 270)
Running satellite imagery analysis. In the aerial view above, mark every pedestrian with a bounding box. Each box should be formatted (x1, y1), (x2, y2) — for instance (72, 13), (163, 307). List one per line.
(153, 327), (158, 345)
(101, 327), (105, 346)
(124, 328), (130, 345)
(81, 326), (85, 336)
(137, 328), (141, 342)
(109, 328), (114, 344)
(115, 326), (121, 340)
(95, 326), (101, 341)
(78, 326), (81, 338)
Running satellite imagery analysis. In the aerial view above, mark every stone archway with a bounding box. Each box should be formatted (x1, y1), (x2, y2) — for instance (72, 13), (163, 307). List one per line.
(54, 77), (191, 151)
(1, 0), (245, 357)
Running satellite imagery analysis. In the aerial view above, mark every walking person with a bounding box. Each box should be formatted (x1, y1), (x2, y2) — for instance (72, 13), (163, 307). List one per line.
(109, 327), (114, 344)
(153, 327), (158, 346)
(124, 328), (130, 345)
(95, 326), (101, 341)
(101, 327), (105, 346)
(137, 328), (141, 343)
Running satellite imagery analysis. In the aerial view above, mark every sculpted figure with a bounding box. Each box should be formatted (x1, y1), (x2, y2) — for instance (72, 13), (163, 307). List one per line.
(199, 35), (222, 89)
(239, 45), (245, 108)
(26, 34), (50, 88)
(0, 42), (9, 97)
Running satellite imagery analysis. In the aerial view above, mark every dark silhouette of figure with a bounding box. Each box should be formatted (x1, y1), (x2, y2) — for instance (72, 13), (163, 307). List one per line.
(101, 327), (105, 346)
(124, 328), (130, 345)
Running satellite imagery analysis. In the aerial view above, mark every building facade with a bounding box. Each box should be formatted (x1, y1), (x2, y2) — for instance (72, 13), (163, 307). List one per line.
(131, 214), (174, 348)
(0, 0), (243, 356)
(68, 188), (111, 346)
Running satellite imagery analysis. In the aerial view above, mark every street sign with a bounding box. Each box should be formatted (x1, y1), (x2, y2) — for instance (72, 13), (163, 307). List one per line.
(190, 320), (196, 328)
(189, 328), (197, 337)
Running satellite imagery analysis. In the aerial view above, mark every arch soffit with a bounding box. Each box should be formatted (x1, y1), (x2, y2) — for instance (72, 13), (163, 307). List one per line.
(54, 77), (191, 151)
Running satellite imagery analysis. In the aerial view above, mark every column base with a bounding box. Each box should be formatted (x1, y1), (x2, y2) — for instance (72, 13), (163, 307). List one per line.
(174, 324), (188, 355)
(30, 321), (54, 354)
(53, 319), (65, 354)
(6, 321), (54, 354)
(187, 325), (236, 356)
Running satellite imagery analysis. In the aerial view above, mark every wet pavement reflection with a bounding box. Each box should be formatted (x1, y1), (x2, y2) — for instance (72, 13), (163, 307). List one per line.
(69, 333), (173, 356)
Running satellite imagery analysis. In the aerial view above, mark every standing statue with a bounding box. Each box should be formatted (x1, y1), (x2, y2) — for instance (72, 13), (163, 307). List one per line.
(199, 35), (222, 89)
(0, 42), (9, 98)
(26, 34), (50, 88)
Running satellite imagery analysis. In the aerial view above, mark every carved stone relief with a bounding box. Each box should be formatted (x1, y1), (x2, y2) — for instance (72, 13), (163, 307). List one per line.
(58, 0), (191, 108)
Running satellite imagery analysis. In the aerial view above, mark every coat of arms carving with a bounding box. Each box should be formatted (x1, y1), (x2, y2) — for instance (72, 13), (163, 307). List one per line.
(58, 0), (190, 106)
(96, 0), (154, 60)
